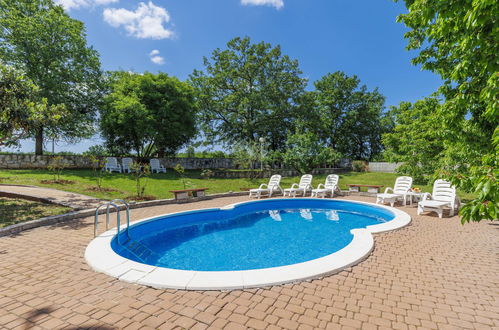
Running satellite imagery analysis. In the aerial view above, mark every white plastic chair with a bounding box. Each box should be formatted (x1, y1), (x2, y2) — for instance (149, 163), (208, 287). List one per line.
(150, 158), (166, 173)
(249, 175), (283, 199)
(376, 176), (413, 206)
(311, 174), (339, 198)
(283, 174), (313, 197)
(103, 157), (122, 173)
(122, 157), (134, 173)
(417, 179), (459, 218)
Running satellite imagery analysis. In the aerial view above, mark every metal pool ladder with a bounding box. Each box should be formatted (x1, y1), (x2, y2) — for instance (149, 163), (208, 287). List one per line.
(94, 199), (131, 245)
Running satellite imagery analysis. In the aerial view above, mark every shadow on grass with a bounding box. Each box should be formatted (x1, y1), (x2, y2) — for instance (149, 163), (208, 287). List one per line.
(0, 198), (71, 228)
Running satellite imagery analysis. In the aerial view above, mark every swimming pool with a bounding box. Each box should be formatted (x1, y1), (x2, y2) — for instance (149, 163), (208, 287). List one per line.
(86, 198), (411, 290)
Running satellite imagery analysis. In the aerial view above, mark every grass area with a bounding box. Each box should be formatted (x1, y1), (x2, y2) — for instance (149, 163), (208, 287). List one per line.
(0, 197), (72, 228)
(0, 169), (475, 201)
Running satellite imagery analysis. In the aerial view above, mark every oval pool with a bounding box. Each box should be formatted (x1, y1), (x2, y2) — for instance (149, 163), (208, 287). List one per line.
(86, 198), (411, 290)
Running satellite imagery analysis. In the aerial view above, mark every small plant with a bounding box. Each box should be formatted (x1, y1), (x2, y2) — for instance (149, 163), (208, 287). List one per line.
(89, 155), (106, 190)
(200, 169), (215, 180)
(47, 156), (66, 182)
(174, 164), (192, 189)
(352, 160), (368, 172)
(130, 162), (150, 198)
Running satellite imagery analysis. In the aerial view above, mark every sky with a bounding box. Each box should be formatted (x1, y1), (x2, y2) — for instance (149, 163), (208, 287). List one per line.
(9, 0), (441, 153)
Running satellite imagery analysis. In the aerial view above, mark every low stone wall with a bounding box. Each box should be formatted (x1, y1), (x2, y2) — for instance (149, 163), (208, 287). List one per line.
(368, 162), (402, 173)
(0, 154), (234, 170)
(0, 154), (93, 169)
(159, 157), (233, 169)
(213, 168), (350, 179)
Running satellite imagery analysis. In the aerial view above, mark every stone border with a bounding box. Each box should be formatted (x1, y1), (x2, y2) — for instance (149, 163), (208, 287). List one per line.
(85, 199), (411, 291)
(0, 191), (248, 237)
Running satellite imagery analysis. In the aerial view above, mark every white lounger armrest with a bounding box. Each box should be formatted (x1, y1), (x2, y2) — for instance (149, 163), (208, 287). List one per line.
(258, 183), (269, 190)
(290, 183), (299, 189)
(316, 183), (325, 190)
(420, 192), (432, 203)
(384, 187), (394, 194)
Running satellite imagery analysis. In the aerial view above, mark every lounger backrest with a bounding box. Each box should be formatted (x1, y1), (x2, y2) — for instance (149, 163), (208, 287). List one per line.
(324, 174), (339, 189)
(393, 176), (413, 194)
(150, 158), (160, 169)
(432, 179), (456, 202)
(122, 157), (133, 168)
(106, 157), (118, 167)
(268, 175), (281, 188)
(299, 174), (313, 188)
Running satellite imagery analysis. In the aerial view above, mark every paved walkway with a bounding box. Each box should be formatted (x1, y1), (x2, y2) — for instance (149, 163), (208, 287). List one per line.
(0, 195), (498, 330)
(0, 184), (102, 210)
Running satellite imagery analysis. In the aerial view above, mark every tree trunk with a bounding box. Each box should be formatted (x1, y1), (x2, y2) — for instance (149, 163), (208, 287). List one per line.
(35, 128), (44, 155)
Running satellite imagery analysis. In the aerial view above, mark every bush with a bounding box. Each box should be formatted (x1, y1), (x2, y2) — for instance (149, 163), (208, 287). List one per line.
(352, 160), (368, 172)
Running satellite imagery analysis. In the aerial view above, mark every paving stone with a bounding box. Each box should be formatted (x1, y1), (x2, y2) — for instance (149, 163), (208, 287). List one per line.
(0, 195), (497, 330)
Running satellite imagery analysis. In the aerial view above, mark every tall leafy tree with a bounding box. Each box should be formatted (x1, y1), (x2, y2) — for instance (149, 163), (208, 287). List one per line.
(303, 72), (389, 160)
(281, 131), (342, 174)
(396, 0), (498, 222)
(100, 72), (197, 158)
(0, 0), (103, 154)
(383, 98), (446, 183)
(190, 37), (307, 150)
(0, 62), (65, 147)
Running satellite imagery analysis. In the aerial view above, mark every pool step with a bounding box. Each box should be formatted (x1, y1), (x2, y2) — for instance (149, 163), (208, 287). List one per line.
(123, 240), (155, 262)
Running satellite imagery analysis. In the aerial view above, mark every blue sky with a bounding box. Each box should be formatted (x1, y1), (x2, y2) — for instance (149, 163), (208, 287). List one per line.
(11, 0), (441, 153)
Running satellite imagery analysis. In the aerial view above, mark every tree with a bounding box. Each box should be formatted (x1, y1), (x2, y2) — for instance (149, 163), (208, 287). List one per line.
(0, 0), (103, 154)
(396, 0), (498, 222)
(0, 62), (65, 147)
(282, 131), (341, 174)
(303, 72), (390, 160)
(190, 37), (307, 151)
(100, 72), (197, 158)
(382, 98), (445, 183)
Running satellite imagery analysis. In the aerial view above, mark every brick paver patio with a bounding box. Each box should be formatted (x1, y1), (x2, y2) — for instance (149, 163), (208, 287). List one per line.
(0, 195), (498, 329)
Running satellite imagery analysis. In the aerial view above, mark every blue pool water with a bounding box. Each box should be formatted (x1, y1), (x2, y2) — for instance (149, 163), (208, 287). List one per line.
(112, 199), (394, 271)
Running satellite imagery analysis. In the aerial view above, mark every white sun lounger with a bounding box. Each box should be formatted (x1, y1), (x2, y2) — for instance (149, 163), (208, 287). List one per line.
(122, 157), (134, 173)
(249, 175), (283, 199)
(103, 157), (122, 173)
(311, 174), (339, 198)
(376, 176), (413, 206)
(150, 158), (166, 173)
(283, 174), (313, 197)
(417, 179), (459, 218)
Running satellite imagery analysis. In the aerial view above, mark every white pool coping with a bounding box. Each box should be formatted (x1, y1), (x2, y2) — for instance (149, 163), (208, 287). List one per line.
(85, 198), (411, 290)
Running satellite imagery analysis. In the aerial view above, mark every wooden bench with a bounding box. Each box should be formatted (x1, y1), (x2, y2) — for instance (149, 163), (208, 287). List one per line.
(347, 184), (384, 194)
(170, 188), (209, 200)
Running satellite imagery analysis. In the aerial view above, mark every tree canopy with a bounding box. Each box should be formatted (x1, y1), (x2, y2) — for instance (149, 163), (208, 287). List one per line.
(190, 37), (307, 151)
(0, 0), (103, 154)
(0, 62), (65, 147)
(396, 0), (498, 223)
(100, 72), (197, 158)
(301, 72), (390, 160)
(383, 97), (445, 183)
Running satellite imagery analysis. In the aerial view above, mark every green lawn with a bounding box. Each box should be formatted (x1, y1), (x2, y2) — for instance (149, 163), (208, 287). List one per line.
(0, 197), (72, 228)
(0, 169), (475, 201)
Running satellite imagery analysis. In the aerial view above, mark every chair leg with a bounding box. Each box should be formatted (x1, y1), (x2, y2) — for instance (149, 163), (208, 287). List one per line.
(390, 201), (394, 207)
(437, 209), (443, 218)
(417, 205), (423, 215)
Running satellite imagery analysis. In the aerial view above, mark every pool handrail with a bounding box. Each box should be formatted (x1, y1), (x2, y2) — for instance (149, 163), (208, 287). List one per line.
(94, 200), (131, 245)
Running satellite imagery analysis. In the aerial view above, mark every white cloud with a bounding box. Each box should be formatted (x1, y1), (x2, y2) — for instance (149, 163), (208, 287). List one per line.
(149, 49), (165, 65)
(241, 0), (284, 9)
(55, 0), (118, 11)
(103, 2), (174, 40)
